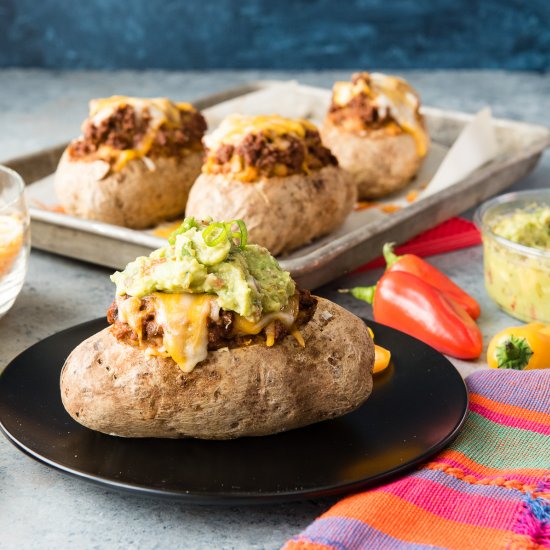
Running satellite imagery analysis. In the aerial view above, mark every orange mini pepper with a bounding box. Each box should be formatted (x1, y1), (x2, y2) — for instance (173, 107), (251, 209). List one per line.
(366, 326), (391, 373)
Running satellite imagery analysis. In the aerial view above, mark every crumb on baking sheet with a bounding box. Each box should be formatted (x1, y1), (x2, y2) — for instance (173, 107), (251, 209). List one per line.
(406, 190), (419, 203)
(354, 201), (378, 211)
(380, 204), (402, 213)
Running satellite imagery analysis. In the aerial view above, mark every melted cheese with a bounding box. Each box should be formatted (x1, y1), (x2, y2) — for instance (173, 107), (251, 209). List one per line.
(233, 309), (296, 335)
(152, 292), (213, 373)
(205, 114), (317, 152)
(232, 294), (302, 346)
(89, 96), (190, 126)
(118, 292), (304, 374)
(265, 323), (276, 347)
(332, 73), (428, 157)
(117, 296), (145, 342)
(86, 96), (196, 171)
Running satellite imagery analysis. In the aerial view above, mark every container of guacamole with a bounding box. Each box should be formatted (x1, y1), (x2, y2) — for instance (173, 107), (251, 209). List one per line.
(475, 190), (550, 323)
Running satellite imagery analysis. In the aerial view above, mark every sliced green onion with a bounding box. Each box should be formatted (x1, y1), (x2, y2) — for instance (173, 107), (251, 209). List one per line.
(203, 222), (228, 247)
(228, 219), (248, 249)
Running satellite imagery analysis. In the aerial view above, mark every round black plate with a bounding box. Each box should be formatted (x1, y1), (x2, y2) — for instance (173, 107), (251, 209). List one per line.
(0, 318), (467, 504)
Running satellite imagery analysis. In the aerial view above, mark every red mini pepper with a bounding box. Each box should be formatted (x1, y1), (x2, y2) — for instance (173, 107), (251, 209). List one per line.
(382, 243), (481, 320)
(350, 270), (483, 360)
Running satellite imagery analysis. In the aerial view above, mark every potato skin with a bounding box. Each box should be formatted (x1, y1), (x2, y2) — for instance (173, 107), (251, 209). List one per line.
(54, 150), (203, 229)
(60, 298), (374, 439)
(321, 118), (429, 200)
(185, 165), (356, 256)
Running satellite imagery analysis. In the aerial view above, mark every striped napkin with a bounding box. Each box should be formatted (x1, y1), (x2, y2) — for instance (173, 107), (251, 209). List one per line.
(284, 370), (550, 550)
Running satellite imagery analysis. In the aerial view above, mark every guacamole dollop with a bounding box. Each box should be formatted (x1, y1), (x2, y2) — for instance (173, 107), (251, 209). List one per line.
(492, 205), (550, 251)
(110, 218), (295, 320)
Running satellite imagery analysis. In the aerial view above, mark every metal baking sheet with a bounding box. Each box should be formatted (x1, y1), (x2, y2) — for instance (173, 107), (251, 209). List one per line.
(6, 80), (550, 288)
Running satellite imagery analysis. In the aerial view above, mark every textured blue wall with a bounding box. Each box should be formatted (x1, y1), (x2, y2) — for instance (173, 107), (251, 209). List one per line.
(0, 0), (549, 70)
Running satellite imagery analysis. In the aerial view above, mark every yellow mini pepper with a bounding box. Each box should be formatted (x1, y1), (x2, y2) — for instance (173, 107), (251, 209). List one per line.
(487, 323), (550, 370)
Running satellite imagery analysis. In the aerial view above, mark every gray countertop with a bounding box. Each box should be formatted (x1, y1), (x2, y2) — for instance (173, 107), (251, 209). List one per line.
(0, 70), (548, 550)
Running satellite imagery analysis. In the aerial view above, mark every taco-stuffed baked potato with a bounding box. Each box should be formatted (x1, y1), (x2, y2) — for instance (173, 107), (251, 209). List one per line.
(185, 115), (356, 255)
(321, 72), (430, 199)
(60, 218), (374, 439)
(55, 96), (207, 228)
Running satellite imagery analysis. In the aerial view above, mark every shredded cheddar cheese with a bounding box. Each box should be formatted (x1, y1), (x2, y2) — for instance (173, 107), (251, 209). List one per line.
(205, 114), (317, 151)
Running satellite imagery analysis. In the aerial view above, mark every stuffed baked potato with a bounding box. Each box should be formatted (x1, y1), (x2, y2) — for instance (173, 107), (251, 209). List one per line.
(321, 72), (430, 199)
(55, 96), (207, 229)
(60, 218), (374, 439)
(186, 115), (356, 255)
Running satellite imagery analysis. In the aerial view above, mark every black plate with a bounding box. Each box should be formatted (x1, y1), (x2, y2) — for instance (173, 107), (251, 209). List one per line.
(0, 318), (467, 504)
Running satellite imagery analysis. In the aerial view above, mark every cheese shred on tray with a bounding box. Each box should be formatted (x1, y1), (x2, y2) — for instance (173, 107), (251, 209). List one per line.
(108, 218), (317, 373)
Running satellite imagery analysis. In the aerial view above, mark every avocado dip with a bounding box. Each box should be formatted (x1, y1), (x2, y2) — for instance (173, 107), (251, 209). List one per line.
(111, 217), (295, 321)
(483, 204), (550, 323)
(491, 205), (550, 250)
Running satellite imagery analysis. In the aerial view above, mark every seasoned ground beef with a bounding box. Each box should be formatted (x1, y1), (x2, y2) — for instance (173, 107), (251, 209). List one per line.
(304, 130), (338, 170)
(107, 289), (318, 351)
(68, 105), (206, 161)
(149, 109), (206, 157)
(236, 132), (306, 174)
(203, 125), (338, 181)
(328, 94), (391, 130)
(206, 130), (336, 180)
(327, 72), (395, 132)
(213, 143), (235, 164)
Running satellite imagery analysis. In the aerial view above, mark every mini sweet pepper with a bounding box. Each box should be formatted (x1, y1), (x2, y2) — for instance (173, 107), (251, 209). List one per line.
(382, 243), (481, 319)
(343, 270), (483, 360)
(488, 323), (550, 370)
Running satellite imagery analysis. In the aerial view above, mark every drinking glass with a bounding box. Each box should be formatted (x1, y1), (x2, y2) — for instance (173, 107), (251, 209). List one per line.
(0, 165), (30, 317)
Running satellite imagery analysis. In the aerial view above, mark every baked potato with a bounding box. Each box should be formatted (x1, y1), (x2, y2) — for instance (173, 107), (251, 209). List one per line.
(185, 114), (356, 255)
(54, 96), (207, 229)
(60, 218), (374, 439)
(186, 165), (355, 256)
(321, 72), (430, 199)
(60, 297), (374, 439)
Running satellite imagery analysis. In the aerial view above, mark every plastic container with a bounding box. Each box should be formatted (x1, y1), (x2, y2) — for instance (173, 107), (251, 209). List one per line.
(474, 190), (550, 323)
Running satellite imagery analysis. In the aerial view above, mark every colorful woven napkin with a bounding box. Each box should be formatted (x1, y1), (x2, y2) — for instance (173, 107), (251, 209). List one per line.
(284, 370), (550, 550)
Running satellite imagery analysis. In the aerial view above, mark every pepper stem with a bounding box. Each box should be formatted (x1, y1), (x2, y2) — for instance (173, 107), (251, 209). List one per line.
(338, 286), (376, 304)
(495, 335), (534, 370)
(383, 242), (401, 268)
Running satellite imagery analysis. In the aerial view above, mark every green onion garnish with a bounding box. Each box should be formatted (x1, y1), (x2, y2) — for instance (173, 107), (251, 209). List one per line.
(228, 219), (248, 249)
(203, 222), (229, 247)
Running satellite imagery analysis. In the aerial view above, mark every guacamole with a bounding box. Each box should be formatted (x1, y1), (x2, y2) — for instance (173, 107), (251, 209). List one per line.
(483, 204), (550, 324)
(491, 205), (550, 250)
(111, 218), (295, 320)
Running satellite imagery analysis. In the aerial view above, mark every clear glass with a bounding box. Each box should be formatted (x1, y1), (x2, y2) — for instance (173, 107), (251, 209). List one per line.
(474, 190), (550, 324)
(0, 166), (30, 318)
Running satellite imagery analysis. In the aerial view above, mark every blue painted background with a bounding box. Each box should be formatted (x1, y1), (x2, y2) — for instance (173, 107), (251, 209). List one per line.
(0, 0), (549, 70)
